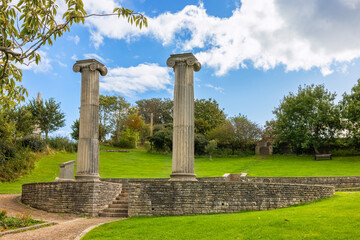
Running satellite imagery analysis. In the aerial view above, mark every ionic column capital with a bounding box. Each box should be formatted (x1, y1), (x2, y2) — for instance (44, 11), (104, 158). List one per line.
(73, 59), (108, 76)
(167, 53), (201, 72)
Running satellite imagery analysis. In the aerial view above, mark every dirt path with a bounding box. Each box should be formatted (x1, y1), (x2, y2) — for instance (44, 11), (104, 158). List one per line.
(0, 194), (122, 240)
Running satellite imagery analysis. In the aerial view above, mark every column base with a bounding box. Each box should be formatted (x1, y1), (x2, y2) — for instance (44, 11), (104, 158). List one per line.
(169, 173), (198, 181)
(75, 174), (100, 182)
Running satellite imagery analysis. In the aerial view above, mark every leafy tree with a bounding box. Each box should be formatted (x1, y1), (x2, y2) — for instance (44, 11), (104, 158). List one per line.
(339, 79), (360, 147)
(273, 85), (341, 154)
(99, 95), (130, 141)
(149, 124), (173, 152)
(125, 113), (144, 148)
(6, 105), (36, 138)
(70, 119), (79, 141)
(208, 121), (237, 154)
(1, 0), (147, 109)
(231, 114), (262, 151)
(194, 133), (208, 155)
(28, 98), (65, 139)
(205, 140), (217, 161)
(136, 98), (173, 124)
(194, 98), (226, 133)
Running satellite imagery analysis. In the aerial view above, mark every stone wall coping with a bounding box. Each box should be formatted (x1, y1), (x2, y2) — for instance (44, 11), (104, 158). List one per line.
(22, 181), (122, 186)
(59, 160), (76, 167)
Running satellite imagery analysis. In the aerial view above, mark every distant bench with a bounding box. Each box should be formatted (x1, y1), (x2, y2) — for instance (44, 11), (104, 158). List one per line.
(314, 154), (332, 160)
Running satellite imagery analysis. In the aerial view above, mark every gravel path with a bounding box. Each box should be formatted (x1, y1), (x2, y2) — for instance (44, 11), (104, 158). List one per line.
(0, 194), (123, 240)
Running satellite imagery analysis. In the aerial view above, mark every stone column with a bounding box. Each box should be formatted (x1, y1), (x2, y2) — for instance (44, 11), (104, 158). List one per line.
(167, 53), (201, 181)
(73, 59), (107, 181)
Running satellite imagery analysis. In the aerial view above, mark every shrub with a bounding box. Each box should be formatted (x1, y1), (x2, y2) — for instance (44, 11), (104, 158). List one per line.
(195, 134), (208, 155)
(112, 130), (135, 149)
(0, 148), (35, 182)
(45, 137), (77, 153)
(20, 135), (46, 152)
(0, 141), (16, 166)
(149, 128), (172, 152)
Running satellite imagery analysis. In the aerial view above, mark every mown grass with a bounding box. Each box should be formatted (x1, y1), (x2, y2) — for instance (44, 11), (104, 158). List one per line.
(82, 192), (360, 240)
(0, 147), (359, 193)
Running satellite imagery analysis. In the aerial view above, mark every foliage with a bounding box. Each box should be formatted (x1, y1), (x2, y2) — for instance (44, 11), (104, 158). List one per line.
(205, 140), (217, 160)
(272, 85), (342, 154)
(0, 0), (147, 109)
(20, 135), (46, 152)
(6, 105), (36, 138)
(100, 95), (130, 141)
(136, 98), (173, 125)
(339, 79), (360, 147)
(208, 121), (236, 153)
(45, 137), (77, 153)
(0, 140), (15, 166)
(28, 97), (65, 139)
(194, 133), (208, 155)
(194, 98), (226, 133)
(125, 113), (144, 148)
(0, 147), (35, 182)
(112, 129), (135, 149)
(231, 114), (262, 151)
(70, 119), (79, 141)
(0, 209), (41, 231)
(149, 125), (173, 152)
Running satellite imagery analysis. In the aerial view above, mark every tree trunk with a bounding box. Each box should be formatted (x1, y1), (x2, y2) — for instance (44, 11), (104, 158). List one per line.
(135, 133), (138, 149)
(209, 153), (212, 161)
(45, 131), (49, 139)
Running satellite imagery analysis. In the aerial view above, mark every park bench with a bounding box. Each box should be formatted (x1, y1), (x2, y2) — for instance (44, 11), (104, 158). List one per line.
(314, 154), (332, 160)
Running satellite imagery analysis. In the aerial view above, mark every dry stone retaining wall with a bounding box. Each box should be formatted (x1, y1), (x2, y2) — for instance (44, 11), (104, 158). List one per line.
(21, 181), (121, 216)
(230, 175), (360, 188)
(127, 181), (334, 217)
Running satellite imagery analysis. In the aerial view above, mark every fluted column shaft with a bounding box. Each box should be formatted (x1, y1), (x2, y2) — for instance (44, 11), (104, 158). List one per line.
(73, 59), (107, 181)
(167, 53), (201, 181)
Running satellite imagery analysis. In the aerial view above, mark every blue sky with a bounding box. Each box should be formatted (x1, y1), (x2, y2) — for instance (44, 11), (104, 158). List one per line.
(20, 0), (360, 138)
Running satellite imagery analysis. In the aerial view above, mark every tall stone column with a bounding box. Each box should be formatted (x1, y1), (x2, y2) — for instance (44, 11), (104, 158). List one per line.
(167, 53), (201, 181)
(73, 59), (107, 181)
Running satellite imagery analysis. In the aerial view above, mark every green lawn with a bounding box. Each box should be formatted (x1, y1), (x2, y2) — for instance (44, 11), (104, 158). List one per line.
(82, 192), (360, 240)
(1, 147), (359, 193)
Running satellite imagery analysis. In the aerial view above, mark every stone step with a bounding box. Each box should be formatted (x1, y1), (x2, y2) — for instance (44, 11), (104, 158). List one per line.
(116, 196), (128, 200)
(109, 203), (128, 208)
(113, 200), (128, 204)
(99, 212), (128, 218)
(103, 208), (128, 213)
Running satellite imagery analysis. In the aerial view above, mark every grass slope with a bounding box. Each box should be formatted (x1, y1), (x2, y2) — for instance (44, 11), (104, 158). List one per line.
(1, 147), (359, 193)
(82, 192), (360, 240)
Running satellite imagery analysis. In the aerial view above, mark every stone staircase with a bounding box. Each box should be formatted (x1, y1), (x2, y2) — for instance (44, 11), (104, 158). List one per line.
(99, 184), (129, 218)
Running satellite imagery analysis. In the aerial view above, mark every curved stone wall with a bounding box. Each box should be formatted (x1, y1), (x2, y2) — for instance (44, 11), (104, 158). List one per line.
(230, 175), (360, 188)
(126, 181), (334, 216)
(22, 181), (121, 216)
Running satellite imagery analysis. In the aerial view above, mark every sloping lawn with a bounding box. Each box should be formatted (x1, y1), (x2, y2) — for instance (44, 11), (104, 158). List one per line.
(82, 192), (360, 240)
(0, 147), (359, 193)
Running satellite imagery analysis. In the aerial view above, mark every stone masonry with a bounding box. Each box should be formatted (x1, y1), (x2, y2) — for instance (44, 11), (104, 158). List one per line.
(73, 59), (107, 181)
(167, 53), (201, 181)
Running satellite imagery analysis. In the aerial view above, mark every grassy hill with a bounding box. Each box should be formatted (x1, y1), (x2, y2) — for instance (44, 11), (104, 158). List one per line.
(1, 147), (360, 193)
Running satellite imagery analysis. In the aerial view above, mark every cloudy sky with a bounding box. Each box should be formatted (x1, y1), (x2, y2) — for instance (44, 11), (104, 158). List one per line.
(21, 0), (360, 137)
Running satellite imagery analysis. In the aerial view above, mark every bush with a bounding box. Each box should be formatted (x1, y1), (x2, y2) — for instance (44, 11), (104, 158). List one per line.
(0, 141), (16, 166)
(0, 148), (35, 182)
(45, 137), (77, 153)
(195, 134), (208, 155)
(0, 209), (41, 231)
(149, 128), (172, 152)
(112, 130), (135, 149)
(20, 135), (46, 152)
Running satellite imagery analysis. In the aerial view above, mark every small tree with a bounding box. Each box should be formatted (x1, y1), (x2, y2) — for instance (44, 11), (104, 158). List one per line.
(28, 98), (65, 139)
(205, 140), (217, 161)
(125, 113), (143, 148)
(71, 119), (79, 141)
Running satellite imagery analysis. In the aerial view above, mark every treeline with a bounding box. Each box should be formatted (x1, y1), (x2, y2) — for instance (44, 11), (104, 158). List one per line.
(72, 96), (262, 156)
(0, 98), (75, 182)
(268, 80), (360, 155)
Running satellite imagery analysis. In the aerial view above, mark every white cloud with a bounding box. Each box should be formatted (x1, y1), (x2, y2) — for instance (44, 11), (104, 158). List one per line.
(205, 83), (224, 93)
(57, 61), (67, 67)
(67, 35), (80, 45)
(83, 0), (360, 76)
(71, 54), (78, 61)
(83, 53), (106, 63)
(100, 63), (172, 96)
(19, 50), (52, 73)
